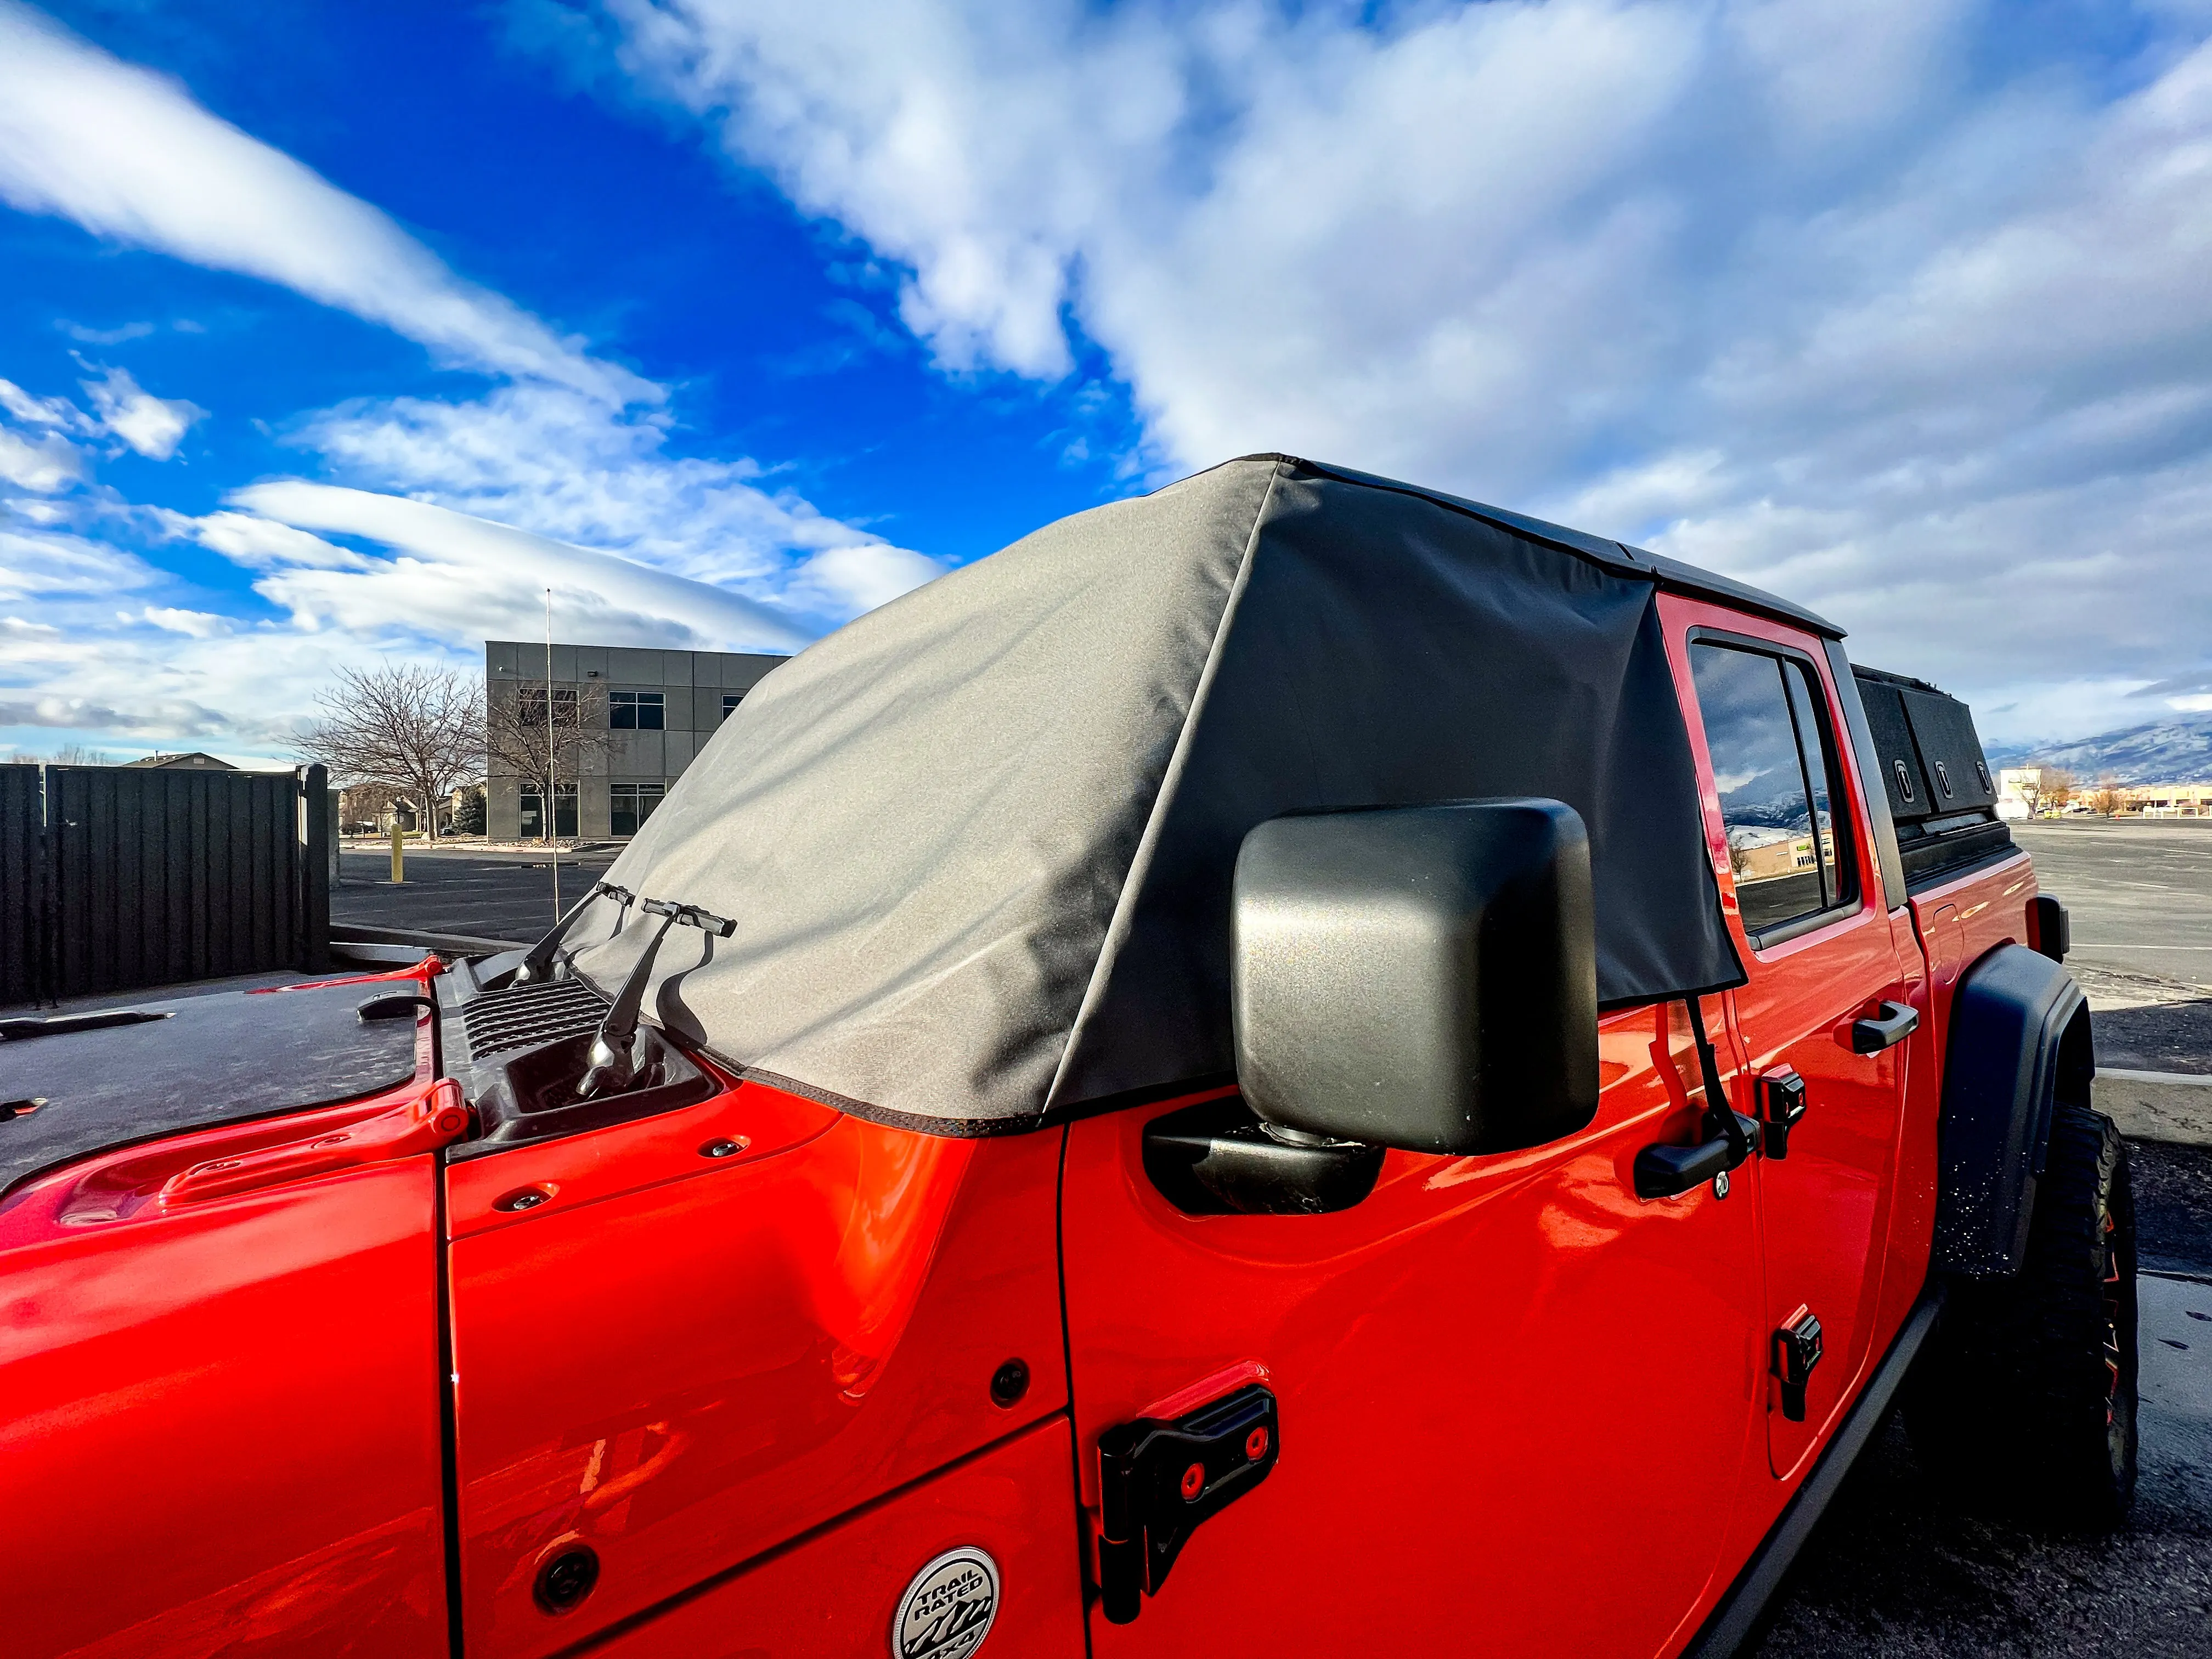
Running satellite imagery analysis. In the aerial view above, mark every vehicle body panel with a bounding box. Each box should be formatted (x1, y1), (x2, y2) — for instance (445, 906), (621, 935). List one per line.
(447, 1092), (1067, 1659)
(1062, 1023), (1767, 1656)
(1, 1000), (450, 1659)
(580, 1417), (1086, 1659)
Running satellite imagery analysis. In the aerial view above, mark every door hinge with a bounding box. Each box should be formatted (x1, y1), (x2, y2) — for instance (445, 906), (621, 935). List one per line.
(1096, 1383), (1279, 1624)
(1758, 1067), (1807, 1160)
(1773, 1309), (1824, 1423)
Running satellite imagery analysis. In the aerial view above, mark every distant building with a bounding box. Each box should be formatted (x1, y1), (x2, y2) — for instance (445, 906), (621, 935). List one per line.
(1995, 766), (2043, 820)
(484, 640), (787, 840)
(124, 751), (236, 770)
(338, 781), (420, 834)
(2123, 783), (2212, 817)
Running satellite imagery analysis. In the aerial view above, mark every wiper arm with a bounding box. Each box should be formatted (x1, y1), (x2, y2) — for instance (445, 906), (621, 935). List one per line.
(514, 882), (634, 985)
(577, 899), (735, 1098)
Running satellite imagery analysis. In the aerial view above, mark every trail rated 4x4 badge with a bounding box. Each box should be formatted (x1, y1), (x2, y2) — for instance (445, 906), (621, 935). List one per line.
(892, 1546), (1000, 1659)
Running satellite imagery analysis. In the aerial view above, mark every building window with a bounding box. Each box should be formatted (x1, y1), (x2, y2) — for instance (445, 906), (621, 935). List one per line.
(610, 782), (665, 837)
(611, 690), (665, 730)
(518, 686), (580, 727)
(518, 782), (578, 839)
(722, 692), (743, 721)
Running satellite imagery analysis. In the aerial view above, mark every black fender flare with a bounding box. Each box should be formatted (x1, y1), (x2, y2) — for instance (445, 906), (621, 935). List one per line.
(1932, 943), (2094, 1277)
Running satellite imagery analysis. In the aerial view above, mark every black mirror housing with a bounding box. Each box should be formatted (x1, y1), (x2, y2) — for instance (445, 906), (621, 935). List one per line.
(1231, 799), (1600, 1156)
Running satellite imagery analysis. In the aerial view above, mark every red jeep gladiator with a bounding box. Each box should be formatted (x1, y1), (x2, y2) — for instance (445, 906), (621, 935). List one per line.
(4, 456), (2128, 1659)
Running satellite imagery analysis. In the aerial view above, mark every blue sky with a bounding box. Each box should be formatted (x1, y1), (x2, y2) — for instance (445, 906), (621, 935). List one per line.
(5, 0), (2212, 760)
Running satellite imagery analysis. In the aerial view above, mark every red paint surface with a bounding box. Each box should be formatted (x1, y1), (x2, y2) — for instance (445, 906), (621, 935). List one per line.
(3, 981), (452, 1659)
(583, 1417), (1085, 1658)
(447, 1090), (1067, 1659)
(1063, 1026), (1769, 1657)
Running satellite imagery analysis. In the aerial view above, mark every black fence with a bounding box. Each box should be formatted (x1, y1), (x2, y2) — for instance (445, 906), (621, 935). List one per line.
(1, 764), (329, 1006)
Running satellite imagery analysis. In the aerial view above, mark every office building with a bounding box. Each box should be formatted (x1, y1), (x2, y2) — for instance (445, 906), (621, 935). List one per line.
(484, 640), (787, 840)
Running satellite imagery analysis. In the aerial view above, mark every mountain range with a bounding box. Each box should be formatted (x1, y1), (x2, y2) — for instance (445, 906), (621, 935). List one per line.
(1984, 715), (2212, 785)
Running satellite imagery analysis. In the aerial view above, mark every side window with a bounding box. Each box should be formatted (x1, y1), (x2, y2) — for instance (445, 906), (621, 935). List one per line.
(611, 691), (667, 730)
(1690, 642), (1859, 940)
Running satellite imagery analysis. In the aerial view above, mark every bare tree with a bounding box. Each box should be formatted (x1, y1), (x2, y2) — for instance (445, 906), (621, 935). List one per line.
(2045, 769), (2076, 814)
(2090, 774), (2126, 818)
(308, 663), (484, 842)
(485, 679), (609, 844)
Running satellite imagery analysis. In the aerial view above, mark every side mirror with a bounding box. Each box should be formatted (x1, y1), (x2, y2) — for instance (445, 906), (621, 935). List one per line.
(1231, 799), (1600, 1156)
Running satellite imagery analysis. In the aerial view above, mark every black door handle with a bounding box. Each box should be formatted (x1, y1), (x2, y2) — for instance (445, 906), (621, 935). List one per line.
(1635, 1110), (1763, 1199)
(1849, 1000), (1918, 1054)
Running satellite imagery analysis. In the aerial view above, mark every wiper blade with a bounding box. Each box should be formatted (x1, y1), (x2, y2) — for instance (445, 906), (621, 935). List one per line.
(514, 882), (634, 985)
(577, 898), (734, 1098)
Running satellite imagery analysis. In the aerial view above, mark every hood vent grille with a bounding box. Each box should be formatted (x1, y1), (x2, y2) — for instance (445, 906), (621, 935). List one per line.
(455, 977), (607, 1063)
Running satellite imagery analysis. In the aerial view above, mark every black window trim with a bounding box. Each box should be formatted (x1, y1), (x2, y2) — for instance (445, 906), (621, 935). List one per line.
(1686, 625), (1867, 955)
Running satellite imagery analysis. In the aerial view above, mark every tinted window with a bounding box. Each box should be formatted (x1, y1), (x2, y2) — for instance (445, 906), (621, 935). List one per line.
(1691, 644), (1857, 938)
(611, 691), (665, 730)
(610, 781), (665, 837)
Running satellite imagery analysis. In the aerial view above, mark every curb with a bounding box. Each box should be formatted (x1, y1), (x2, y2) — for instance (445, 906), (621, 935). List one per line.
(2093, 1071), (2212, 1149)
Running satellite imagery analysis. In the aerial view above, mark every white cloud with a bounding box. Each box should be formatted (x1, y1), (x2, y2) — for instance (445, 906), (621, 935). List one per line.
(0, 525), (159, 600)
(586, 0), (2212, 741)
(82, 365), (201, 460)
(786, 541), (948, 612)
(0, 0), (652, 405)
(131, 604), (233, 637)
(191, 510), (369, 571)
(289, 382), (909, 593)
(0, 425), (83, 493)
(0, 376), (92, 431)
(227, 479), (810, 652)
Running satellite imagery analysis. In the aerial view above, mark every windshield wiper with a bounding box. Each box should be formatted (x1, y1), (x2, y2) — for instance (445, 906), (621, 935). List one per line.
(513, 882), (634, 985)
(577, 899), (735, 1098)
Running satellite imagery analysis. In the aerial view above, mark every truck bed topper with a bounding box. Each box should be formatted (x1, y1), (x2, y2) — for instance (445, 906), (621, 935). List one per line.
(571, 454), (1759, 1135)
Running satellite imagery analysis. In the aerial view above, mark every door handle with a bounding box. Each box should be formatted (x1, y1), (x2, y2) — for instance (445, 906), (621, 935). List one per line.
(1634, 1109), (1763, 1199)
(1849, 1000), (1918, 1054)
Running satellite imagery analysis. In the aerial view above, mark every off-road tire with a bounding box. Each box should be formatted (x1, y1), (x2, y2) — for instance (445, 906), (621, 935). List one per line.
(1908, 1102), (2137, 1529)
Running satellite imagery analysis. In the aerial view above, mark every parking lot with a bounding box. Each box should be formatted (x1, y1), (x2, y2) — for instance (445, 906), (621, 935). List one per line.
(332, 842), (618, 946)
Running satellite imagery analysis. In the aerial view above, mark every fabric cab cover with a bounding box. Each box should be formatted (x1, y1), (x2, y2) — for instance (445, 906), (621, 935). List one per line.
(571, 455), (1746, 1134)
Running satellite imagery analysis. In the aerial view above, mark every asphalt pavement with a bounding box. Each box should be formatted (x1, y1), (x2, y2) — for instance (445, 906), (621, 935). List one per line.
(1752, 819), (2212, 1657)
(332, 843), (618, 946)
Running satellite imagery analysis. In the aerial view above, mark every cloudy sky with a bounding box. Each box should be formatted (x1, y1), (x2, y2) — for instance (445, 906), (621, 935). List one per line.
(3, 0), (2210, 760)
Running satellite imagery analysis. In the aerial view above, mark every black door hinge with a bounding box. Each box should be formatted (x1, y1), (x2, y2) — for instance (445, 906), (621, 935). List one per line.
(1096, 1383), (1279, 1624)
(1773, 1310), (1823, 1422)
(1758, 1068), (1807, 1160)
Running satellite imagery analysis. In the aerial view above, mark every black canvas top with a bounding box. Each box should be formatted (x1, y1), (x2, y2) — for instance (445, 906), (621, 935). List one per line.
(571, 455), (1760, 1135)
(0, 982), (422, 1196)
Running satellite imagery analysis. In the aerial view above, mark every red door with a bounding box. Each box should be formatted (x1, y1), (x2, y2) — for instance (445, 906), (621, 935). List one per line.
(1060, 1011), (1768, 1657)
(1663, 600), (1913, 1476)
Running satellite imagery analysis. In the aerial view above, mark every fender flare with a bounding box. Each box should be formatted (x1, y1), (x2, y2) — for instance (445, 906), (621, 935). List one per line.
(1932, 943), (2094, 1277)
